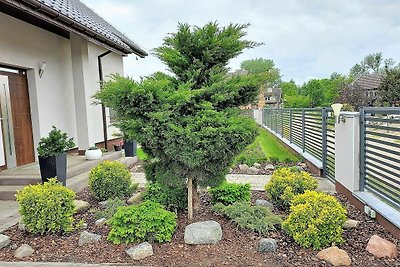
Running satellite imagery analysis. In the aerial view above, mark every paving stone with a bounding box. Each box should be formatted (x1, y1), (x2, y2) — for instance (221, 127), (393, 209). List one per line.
(126, 242), (153, 260)
(366, 234), (398, 258)
(184, 220), (222, 245)
(317, 246), (351, 266)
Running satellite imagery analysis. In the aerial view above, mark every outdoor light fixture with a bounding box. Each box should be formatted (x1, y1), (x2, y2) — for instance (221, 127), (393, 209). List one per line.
(331, 103), (345, 124)
(39, 62), (47, 78)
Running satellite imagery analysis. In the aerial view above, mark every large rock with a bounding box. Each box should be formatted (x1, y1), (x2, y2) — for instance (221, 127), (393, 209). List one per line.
(264, 164), (274, 171)
(0, 234), (10, 249)
(78, 231), (101, 246)
(343, 219), (360, 229)
(74, 200), (90, 213)
(253, 163), (261, 169)
(258, 238), (277, 252)
(126, 242), (153, 260)
(317, 246), (351, 266)
(95, 218), (107, 226)
(248, 166), (260, 174)
(238, 164), (250, 172)
(127, 193), (143, 205)
(184, 220), (222, 245)
(14, 244), (34, 258)
(366, 235), (398, 258)
(255, 199), (273, 209)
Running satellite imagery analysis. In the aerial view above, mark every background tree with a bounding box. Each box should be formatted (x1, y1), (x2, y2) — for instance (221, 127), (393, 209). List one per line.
(378, 67), (400, 106)
(95, 22), (264, 219)
(240, 58), (281, 87)
(349, 52), (396, 77)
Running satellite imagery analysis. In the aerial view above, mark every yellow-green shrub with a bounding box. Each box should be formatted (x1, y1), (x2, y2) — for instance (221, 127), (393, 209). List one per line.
(16, 178), (75, 235)
(282, 191), (347, 249)
(209, 182), (251, 205)
(89, 161), (137, 201)
(264, 167), (318, 210)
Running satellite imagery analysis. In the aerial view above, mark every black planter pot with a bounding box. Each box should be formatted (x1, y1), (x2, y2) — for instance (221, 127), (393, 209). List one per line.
(124, 140), (137, 157)
(114, 145), (122, 151)
(39, 153), (67, 186)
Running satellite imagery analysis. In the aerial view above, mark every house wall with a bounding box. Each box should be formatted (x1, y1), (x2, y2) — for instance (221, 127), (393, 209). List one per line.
(0, 12), (124, 159)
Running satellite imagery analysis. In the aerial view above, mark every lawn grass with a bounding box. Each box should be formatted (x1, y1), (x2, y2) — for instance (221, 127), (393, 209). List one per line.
(136, 147), (149, 161)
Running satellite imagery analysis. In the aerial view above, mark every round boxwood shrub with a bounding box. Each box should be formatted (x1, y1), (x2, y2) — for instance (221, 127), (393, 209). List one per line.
(264, 167), (318, 210)
(88, 161), (137, 201)
(282, 191), (347, 249)
(16, 178), (75, 235)
(209, 182), (251, 205)
(107, 201), (177, 244)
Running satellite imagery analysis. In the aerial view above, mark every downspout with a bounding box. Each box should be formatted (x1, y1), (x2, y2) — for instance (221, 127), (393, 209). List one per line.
(98, 51), (112, 151)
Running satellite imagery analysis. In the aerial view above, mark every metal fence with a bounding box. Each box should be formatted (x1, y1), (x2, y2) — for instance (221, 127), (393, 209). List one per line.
(263, 108), (335, 181)
(360, 107), (400, 210)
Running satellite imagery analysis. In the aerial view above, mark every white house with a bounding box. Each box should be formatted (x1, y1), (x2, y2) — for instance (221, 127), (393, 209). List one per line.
(0, 0), (147, 170)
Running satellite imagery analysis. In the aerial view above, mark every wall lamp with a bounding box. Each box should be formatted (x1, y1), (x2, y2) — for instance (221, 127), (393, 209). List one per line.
(331, 103), (345, 124)
(39, 62), (47, 78)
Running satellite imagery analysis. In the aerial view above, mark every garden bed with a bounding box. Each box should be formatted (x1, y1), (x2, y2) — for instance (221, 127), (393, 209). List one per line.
(0, 189), (398, 266)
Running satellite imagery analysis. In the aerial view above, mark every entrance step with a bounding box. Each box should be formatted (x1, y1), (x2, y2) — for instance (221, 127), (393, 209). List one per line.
(0, 153), (138, 201)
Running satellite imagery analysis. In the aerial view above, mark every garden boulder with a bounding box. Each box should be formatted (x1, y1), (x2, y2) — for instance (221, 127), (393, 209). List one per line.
(74, 200), (90, 213)
(366, 235), (398, 258)
(0, 234), (10, 249)
(14, 244), (34, 258)
(238, 164), (250, 171)
(255, 199), (273, 209)
(127, 192), (143, 205)
(184, 220), (222, 245)
(258, 238), (277, 252)
(126, 242), (153, 260)
(317, 246), (351, 266)
(78, 231), (101, 246)
(343, 219), (360, 229)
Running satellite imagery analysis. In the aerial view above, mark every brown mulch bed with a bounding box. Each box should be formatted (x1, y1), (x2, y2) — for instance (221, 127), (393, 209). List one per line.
(0, 189), (399, 267)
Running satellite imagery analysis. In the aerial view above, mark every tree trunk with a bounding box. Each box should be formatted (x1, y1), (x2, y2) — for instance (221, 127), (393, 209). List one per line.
(188, 177), (193, 220)
(192, 178), (199, 211)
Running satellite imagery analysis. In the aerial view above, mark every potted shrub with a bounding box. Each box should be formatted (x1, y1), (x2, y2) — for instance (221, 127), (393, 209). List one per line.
(85, 146), (102, 160)
(37, 126), (75, 186)
(124, 140), (137, 157)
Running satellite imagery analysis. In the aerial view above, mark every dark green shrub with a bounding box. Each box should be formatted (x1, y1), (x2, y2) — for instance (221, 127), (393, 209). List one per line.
(94, 198), (126, 220)
(37, 126), (75, 158)
(88, 161), (137, 201)
(16, 178), (75, 235)
(142, 182), (187, 210)
(282, 191), (347, 249)
(108, 201), (177, 244)
(209, 182), (251, 205)
(213, 202), (282, 234)
(264, 167), (318, 210)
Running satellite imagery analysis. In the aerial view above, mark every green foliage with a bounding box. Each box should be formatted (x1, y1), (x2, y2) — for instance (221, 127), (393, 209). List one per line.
(16, 178), (75, 235)
(379, 68), (400, 106)
(143, 182), (187, 211)
(213, 202), (282, 234)
(88, 161), (137, 201)
(282, 191), (347, 249)
(349, 52), (396, 77)
(94, 198), (126, 220)
(137, 147), (149, 161)
(94, 22), (263, 206)
(209, 182), (251, 205)
(264, 167), (318, 210)
(283, 95), (311, 108)
(108, 201), (177, 244)
(240, 58), (281, 87)
(37, 126), (75, 158)
(233, 140), (268, 166)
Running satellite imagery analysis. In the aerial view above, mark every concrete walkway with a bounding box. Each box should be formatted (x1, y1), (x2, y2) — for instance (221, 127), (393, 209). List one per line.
(0, 262), (147, 267)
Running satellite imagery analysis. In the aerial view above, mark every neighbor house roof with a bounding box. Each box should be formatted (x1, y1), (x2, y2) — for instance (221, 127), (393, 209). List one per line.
(351, 73), (385, 91)
(0, 0), (147, 57)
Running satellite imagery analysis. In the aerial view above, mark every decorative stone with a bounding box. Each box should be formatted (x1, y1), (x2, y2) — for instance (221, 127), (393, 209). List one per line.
(366, 235), (398, 258)
(248, 166), (259, 174)
(258, 238), (277, 252)
(98, 200), (109, 208)
(95, 218), (107, 226)
(126, 242), (153, 260)
(78, 231), (101, 246)
(127, 193), (143, 205)
(253, 163), (261, 169)
(264, 164), (274, 171)
(74, 200), (90, 213)
(317, 246), (351, 266)
(0, 234), (10, 249)
(255, 199), (273, 209)
(238, 164), (250, 171)
(18, 221), (26, 231)
(343, 219), (360, 229)
(184, 220), (222, 245)
(14, 244), (34, 258)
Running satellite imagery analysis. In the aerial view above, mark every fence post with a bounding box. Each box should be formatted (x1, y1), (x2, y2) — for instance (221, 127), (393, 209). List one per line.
(302, 109), (305, 152)
(321, 108), (327, 177)
(275, 109), (278, 133)
(359, 107), (366, 191)
(289, 109), (293, 143)
(281, 109), (284, 137)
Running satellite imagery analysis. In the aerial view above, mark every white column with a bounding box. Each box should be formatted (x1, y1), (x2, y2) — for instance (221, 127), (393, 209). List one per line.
(335, 112), (360, 192)
(70, 33), (95, 151)
(253, 109), (263, 125)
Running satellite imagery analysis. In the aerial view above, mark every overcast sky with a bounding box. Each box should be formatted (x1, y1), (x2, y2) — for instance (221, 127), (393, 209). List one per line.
(82, 0), (400, 84)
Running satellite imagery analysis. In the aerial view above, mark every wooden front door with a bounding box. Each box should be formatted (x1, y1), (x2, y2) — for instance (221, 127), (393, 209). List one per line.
(0, 70), (35, 167)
